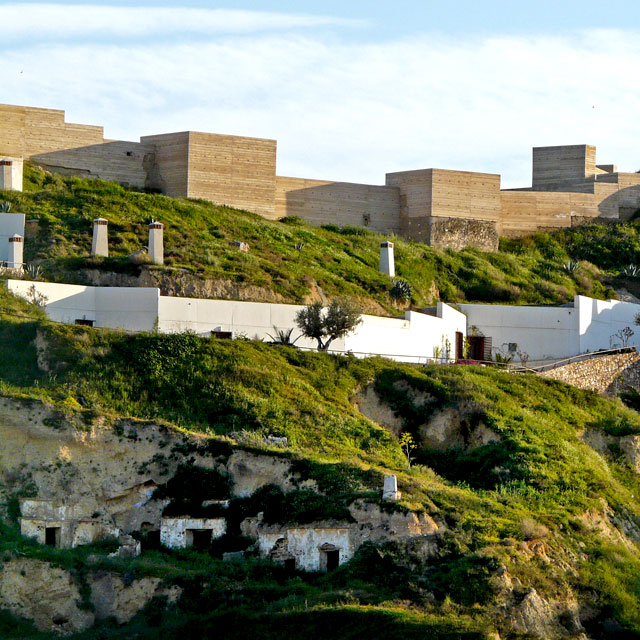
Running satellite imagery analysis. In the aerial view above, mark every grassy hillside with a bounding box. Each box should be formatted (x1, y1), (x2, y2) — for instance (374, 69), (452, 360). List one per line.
(3, 285), (640, 637)
(0, 164), (621, 313)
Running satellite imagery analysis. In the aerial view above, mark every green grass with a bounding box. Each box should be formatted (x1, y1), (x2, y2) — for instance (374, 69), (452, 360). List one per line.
(4, 195), (640, 636)
(0, 163), (620, 313)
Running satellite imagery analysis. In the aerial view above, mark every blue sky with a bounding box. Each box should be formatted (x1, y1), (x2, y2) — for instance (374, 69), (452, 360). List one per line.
(1, 1), (640, 186)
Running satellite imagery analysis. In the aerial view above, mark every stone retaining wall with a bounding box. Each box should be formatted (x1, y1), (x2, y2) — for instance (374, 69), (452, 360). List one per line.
(540, 352), (640, 395)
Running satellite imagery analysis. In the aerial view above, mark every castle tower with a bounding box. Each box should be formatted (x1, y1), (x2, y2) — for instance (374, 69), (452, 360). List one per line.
(7, 234), (23, 269)
(148, 221), (164, 265)
(379, 241), (395, 277)
(91, 218), (108, 257)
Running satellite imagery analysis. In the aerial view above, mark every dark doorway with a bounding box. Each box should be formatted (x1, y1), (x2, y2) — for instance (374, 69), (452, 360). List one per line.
(455, 331), (464, 361)
(284, 558), (296, 572)
(467, 336), (492, 361)
(325, 549), (340, 572)
(143, 530), (161, 551)
(45, 527), (60, 547)
(190, 529), (212, 549)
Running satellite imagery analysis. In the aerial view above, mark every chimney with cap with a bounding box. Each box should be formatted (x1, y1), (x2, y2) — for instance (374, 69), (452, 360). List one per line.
(91, 218), (108, 257)
(379, 241), (395, 277)
(7, 234), (23, 269)
(148, 221), (164, 265)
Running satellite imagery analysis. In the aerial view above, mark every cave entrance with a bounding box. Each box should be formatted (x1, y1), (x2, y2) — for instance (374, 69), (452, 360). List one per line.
(189, 529), (212, 549)
(325, 549), (340, 571)
(319, 544), (341, 572)
(45, 526), (60, 547)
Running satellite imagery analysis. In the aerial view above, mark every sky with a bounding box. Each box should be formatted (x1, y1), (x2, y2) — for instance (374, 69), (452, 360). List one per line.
(1, 1), (640, 187)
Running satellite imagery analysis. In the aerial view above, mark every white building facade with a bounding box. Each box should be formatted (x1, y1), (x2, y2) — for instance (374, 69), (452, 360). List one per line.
(7, 280), (467, 364)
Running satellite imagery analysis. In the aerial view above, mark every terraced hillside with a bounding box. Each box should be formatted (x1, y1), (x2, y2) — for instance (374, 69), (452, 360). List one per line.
(0, 164), (627, 314)
(2, 285), (640, 638)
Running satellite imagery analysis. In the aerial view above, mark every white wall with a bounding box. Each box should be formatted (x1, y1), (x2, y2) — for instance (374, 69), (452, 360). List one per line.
(344, 303), (466, 362)
(575, 295), (640, 353)
(7, 279), (467, 362)
(460, 295), (640, 362)
(158, 296), (466, 363)
(0, 213), (25, 262)
(459, 302), (579, 362)
(160, 517), (227, 549)
(7, 280), (158, 331)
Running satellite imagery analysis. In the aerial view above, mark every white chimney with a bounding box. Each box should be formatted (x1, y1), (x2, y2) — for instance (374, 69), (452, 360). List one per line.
(379, 241), (395, 277)
(148, 221), (164, 265)
(0, 158), (23, 192)
(382, 475), (401, 502)
(7, 234), (23, 269)
(91, 218), (108, 257)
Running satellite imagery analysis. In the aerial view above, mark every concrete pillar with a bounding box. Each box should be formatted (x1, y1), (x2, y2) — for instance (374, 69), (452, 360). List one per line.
(0, 158), (23, 192)
(148, 221), (164, 265)
(382, 475), (401, 501)
(7, 234), (23, 269)
(91, 218), (108, 257)
(379, 241), (395, 277)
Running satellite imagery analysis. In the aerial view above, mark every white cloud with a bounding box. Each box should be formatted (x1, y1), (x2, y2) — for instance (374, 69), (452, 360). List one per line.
(0, 4), (360, 40)
(1, 9), (640, 187)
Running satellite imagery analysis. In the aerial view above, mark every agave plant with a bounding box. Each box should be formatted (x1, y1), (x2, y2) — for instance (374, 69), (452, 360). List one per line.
(561, 260), (580, 275)
(389, 279), (413, 303)
(23, 263), (43, 280)
(622, 264), (640, 278)
(0, 201), (11, 213)
(266, 326), (301, 346)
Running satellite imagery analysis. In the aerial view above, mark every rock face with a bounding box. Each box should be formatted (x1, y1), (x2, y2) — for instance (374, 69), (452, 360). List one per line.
(89, 572), (181, 624)
(352, 384), (403, 435)
(226, 450), (316, 497)
(353, 384), (501, 452)
(0, 558), (183, 634)
(349, 501), (441, 544)
(0, 558), (94, 634)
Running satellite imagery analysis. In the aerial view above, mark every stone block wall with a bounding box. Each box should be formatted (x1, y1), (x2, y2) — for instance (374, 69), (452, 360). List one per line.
(275, 176), (401, 232)
(0, 104), (104, 159)
(540, 352), (640, 395)
(187, 131), (277, 219)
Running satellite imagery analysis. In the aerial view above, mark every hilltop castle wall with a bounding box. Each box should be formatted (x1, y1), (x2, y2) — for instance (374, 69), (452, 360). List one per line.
(275, 176), (401, 233)
(2, 103), (640, 250)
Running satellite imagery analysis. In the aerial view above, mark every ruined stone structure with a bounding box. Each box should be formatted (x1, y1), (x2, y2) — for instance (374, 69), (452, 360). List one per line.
(19, 499), (119, 549)
(2, 103), (640, 251)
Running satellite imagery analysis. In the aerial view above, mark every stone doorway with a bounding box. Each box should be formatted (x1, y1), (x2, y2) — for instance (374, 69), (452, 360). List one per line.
(45, 526), (60, 547)
(188, 529), (212, 549)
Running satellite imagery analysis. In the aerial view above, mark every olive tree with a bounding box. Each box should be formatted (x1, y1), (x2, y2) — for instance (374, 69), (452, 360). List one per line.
(295, 299), (362, 351)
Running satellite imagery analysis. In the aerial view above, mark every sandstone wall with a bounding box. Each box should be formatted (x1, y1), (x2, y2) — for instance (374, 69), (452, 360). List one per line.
(0, 104), (104, 159)
(386, 168), (501, 222)
(140, 132), (190, 197)
(187, 131), (277, 218)
(532, 145), (598, 188)
(31, 140), (155, 188)
(275, 176), (401, 233)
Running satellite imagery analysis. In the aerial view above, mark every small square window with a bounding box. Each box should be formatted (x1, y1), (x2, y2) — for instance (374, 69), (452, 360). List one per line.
(508, 343), (517, 353)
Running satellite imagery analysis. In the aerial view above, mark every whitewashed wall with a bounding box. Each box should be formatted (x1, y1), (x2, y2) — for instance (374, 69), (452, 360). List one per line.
(9, 279), (466, 363)
(7, 280), (158, 331)
(344, 303), (466, 362)
(459, 302), (579, 362)
(0, 213), (25, 262)
(158, 295), (466, 362)
(575, 295), (640, 353)
(160, 517), (227, 549)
